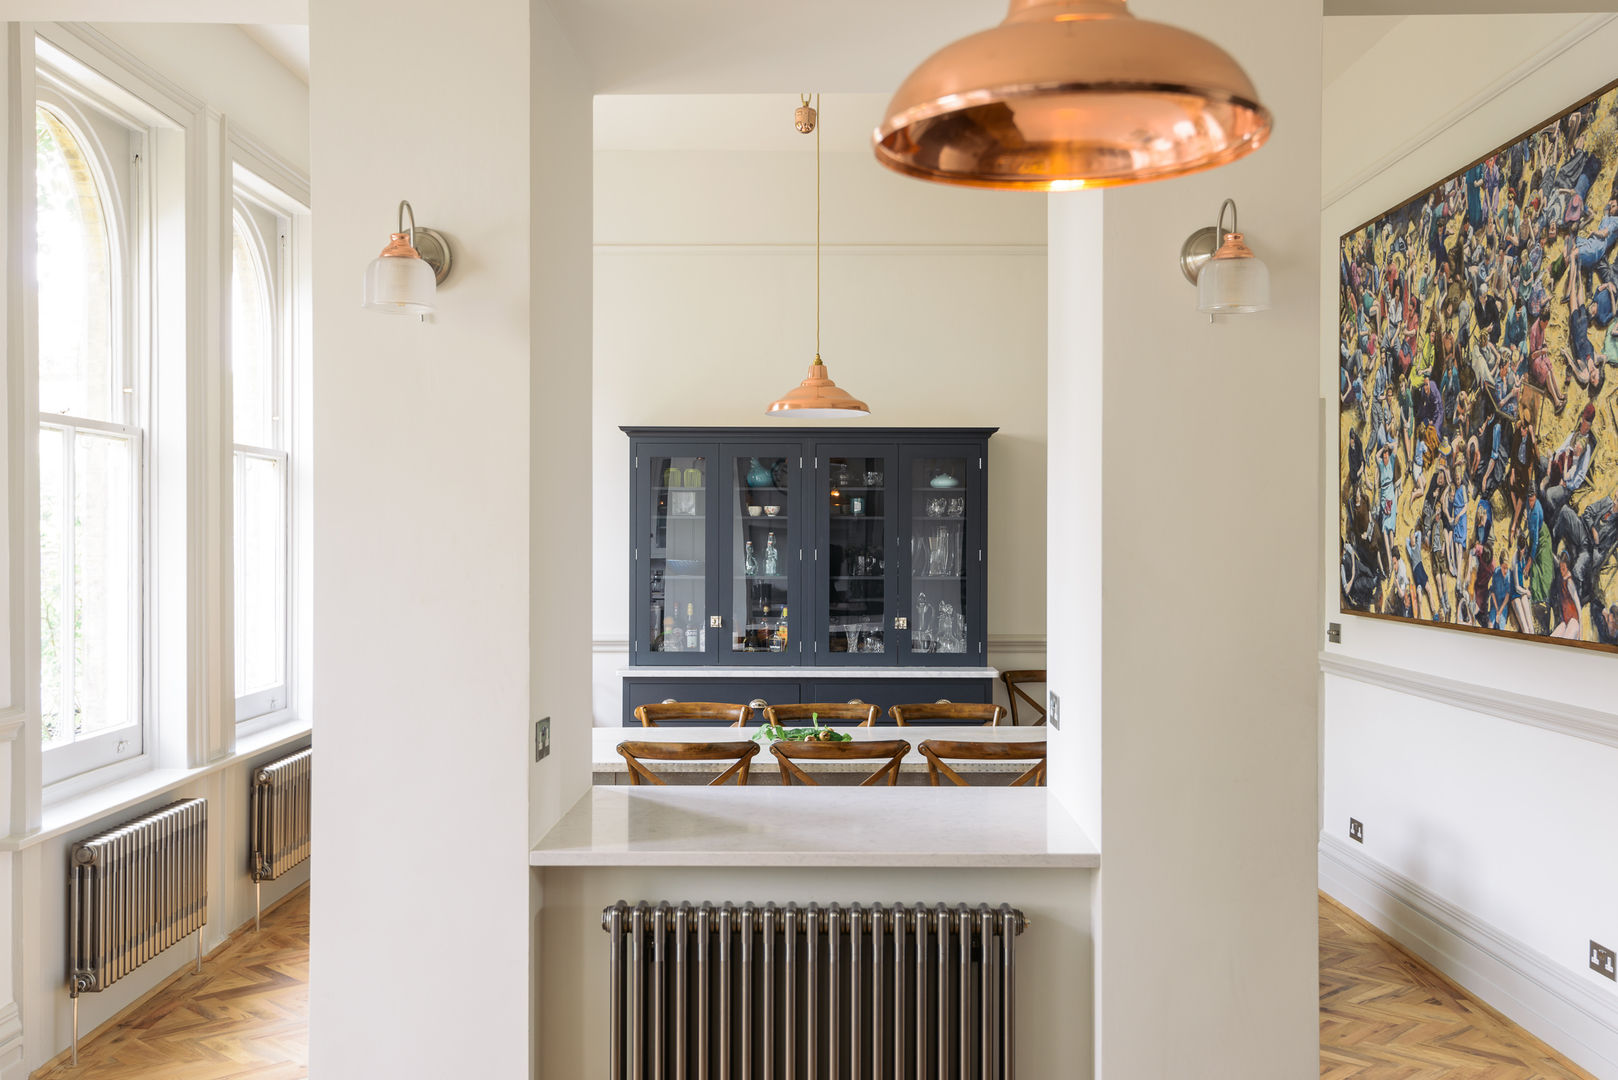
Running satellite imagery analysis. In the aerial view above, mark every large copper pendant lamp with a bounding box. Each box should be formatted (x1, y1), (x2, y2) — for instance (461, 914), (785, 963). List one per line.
(874, 0), (1272, 191)
(768, 94), (870, 419)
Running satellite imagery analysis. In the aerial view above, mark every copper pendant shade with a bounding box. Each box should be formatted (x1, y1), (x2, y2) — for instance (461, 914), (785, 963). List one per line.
(766, 356), (871, 418)
(768, 94), (871, 419)
(873, 0), (1272, 191)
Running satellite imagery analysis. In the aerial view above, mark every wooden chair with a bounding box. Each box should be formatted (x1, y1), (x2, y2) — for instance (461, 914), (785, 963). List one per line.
(770, 739), (910, 787)
(762, 702), (881, 727)
(888, 702), (1006, 726)
(616, 740), (760, 786)
(916, 740), (1047, 787)
(1000, 670), (1047, 726)
(633, 701), (753, 728)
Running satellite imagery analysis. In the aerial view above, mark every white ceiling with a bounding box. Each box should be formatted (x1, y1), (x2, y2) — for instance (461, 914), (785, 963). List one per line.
(1321, 15), (1403, 86)
(238, 23), (308, 83)
(594, 93), (893, 153)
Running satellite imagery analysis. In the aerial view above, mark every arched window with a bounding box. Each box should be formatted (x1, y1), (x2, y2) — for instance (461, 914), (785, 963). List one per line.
(232, 203), (289, 719)
(36, 101), (140, 768)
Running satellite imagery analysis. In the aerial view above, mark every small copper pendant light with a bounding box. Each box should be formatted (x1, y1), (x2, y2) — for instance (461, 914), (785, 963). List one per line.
(768, 94), (870, 419)
(874, 0), (1272, 191)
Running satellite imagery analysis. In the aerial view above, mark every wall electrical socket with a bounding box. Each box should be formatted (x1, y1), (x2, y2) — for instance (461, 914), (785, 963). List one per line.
(1348, 818), (1364, 843)
(1047, 691), (1060, 730)
(1591, 941), (1616, 981)
(535, 716), (551, 762)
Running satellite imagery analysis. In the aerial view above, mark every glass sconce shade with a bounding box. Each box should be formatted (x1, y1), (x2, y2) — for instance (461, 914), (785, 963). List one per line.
(1196, 233), (1270, 314)
(874, 0), (1271, 191)
(362, 232), (437, 315)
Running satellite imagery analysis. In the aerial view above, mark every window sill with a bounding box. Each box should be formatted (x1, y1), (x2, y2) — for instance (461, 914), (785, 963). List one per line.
(2, 718), (312, 852)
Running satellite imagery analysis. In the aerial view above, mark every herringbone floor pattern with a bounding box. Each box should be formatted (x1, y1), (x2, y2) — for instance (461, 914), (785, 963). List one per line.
(30, 886), (1591, 1079)
(36, 887), (308, 1080)
(1321, 893), (1594, 1079)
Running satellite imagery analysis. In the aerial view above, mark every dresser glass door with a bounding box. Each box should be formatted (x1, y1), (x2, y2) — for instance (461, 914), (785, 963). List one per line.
(727, 453), (795, 657)
(645, 453), (709, 658)
(908, 453), (970, 657)
(824, 451), (891, 659)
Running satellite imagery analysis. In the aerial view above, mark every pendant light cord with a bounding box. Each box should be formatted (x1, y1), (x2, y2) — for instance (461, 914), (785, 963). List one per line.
(815, 92), (821, 360)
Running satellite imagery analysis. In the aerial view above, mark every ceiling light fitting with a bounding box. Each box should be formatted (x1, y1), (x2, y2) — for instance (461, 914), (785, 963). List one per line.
(1179, 198), (1270, 316)
(874, 0), (1272, 191)
(767, 94), (870, 419)
(362, 200), (452, 318)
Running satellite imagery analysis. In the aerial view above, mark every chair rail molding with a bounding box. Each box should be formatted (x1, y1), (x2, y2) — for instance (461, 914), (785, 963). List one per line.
(1322, 13), (1618, 211)
(1318, 651), (1618, 751)
(1319, 832), (1618, 1078)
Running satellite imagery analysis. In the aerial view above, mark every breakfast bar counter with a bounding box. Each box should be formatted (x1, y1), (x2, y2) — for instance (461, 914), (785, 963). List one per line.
(529, 786), (1098, 869)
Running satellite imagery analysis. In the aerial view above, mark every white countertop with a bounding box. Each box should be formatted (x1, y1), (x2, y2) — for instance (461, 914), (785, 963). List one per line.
(529, 787), (1098, 869)
(595, 725), (1045, 773)
(616, 666), (1000, 679)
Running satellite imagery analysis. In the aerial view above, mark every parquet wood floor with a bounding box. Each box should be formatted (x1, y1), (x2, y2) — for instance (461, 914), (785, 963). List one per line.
(34, 887), (308, 1080)
(29, 886), (1594, 1079)
(1321, 893), (1594, 1079)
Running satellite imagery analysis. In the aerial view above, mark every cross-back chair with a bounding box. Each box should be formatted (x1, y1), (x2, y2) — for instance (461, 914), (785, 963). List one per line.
(1000, 670), (1048, 726)
(770, 739), (910, 787)
(633, 701), (753, 728)
(916, 739), (1047, 787)
(762, 701), (881, 727)
(615, 740), (760, 786)
(888, 702), (1006, 726)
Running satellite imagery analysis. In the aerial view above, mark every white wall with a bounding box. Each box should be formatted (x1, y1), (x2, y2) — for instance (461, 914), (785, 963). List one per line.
(591, 106), (1048, 724)
(1046, 1), (1324, 1074)
(1320, 14), (1618, 1076)
(306, 0), (540, 1076)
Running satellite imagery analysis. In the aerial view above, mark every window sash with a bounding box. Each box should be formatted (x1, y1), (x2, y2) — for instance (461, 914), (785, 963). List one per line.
(39, 417), (144, 783)
(233, 444), (288, 723)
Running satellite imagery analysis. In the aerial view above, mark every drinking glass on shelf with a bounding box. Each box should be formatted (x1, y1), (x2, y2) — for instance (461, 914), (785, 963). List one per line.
(948, 497), (964, 516)
(865, 470), (883, 487)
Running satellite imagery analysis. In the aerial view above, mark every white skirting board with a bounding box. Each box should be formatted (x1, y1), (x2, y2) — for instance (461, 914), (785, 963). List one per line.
(1320, 832), (1618, 1079)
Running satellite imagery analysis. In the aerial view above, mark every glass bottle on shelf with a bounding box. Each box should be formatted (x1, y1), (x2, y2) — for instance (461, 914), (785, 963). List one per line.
(745, 540), (758, 577)
(772, 606), (788, 652)
(764, 533), (779, 576)
(684, 603), (699, 651)
(761, 604), (771, 652)
(665, 609), (680, 652)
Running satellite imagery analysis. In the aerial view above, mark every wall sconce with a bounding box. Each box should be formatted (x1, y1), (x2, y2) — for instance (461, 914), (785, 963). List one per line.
(362, 200), (452, 317)
(1178, 198), (1270, 316)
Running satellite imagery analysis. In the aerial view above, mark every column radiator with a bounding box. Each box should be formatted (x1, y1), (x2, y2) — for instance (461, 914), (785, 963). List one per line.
(249, 746), (312, 930)
(68, 798), (208, 1064)
(602, 900), (1027, 1080)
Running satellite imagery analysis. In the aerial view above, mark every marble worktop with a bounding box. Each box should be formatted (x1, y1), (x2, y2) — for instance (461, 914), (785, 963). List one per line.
(595, 724), (1044, 773)
(528, 787), (1099, 869)
(615, 666), (1000, 679)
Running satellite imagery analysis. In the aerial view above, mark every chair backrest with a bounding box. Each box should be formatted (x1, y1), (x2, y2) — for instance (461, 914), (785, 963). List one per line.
(770, 739), (910, 787)
(763, 702), (881, 727)
(888, 702), (1006, 726)
(633, 701), (753, 728)
(916, 739), (1047, 787)
(1000, 670), (1048, 726)
(616, 740), (760, 786)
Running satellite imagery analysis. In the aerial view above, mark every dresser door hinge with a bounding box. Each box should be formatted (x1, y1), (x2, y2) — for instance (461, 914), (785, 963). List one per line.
(979, 457), (984, 470)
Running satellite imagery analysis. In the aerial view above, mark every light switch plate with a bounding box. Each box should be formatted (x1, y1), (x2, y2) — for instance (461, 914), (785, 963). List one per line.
(1327, 622), (1342, 644)
(1047, 691), (1060, 730)
(535, 716), (551, 762)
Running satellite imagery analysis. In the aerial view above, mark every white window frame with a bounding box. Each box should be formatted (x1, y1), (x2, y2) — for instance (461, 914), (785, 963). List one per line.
(34, 61), (152, 786)
(230, 195), (290, 724)
(228, 147), (309, 737)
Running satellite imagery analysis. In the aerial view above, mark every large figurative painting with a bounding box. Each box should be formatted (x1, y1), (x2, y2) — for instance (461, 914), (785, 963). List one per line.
(1339, 79), (1618, 651)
